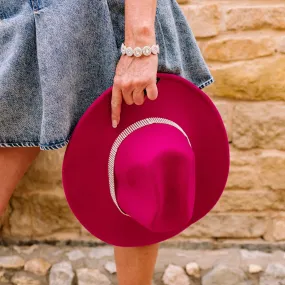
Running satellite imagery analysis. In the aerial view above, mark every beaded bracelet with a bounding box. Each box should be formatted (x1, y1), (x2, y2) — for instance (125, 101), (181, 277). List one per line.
(120, 43), (160, 57)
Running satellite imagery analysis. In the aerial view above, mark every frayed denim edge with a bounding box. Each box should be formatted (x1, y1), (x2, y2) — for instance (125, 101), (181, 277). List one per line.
(198, 77), (214, 89)
(0, 137), (70, 151)
(0, 78), (215, 151)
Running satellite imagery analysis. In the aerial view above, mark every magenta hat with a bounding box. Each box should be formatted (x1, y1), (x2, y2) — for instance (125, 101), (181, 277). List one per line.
(62, 72), (230, 247)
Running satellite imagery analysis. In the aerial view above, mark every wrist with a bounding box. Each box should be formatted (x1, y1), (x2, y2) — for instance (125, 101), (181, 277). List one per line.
(125, 25), (156, 46)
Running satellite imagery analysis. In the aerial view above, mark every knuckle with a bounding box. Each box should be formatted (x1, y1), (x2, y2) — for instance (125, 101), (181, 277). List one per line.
(111, 99), (119, 108)
(113, 77), (122, 86)
(121, 81), (132, 89)
(134, 79), (145, 86)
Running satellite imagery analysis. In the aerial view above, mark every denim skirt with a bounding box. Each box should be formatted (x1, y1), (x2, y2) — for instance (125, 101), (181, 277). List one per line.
(0, 0), (214, 150)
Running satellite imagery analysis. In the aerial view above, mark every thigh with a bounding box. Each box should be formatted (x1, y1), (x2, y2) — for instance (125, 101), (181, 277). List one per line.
(0, 147), (40, 215)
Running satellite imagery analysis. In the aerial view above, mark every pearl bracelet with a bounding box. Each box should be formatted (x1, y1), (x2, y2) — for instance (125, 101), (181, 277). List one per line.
(120, 43), (160, 57)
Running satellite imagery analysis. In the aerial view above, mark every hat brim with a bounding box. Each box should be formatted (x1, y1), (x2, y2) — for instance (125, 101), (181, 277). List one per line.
(62, 72), (230, 247)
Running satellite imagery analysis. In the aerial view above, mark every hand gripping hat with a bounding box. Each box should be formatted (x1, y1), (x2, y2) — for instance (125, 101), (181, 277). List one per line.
(62, 72), (230, 247)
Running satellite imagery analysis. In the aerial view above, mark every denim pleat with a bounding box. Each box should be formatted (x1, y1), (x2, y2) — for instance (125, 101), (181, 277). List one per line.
(0, 0), (214, 150)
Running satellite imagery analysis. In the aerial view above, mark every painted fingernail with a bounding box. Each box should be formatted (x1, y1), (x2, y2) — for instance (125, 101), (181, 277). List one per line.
(112, 120), (117, 128)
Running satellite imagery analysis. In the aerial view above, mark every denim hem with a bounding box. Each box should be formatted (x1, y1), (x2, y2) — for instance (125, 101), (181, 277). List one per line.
(0, 138), (70, 151)
(198, 77), (215, 89)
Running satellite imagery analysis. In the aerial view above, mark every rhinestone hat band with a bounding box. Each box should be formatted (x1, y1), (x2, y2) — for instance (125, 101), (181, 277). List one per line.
(121, 43), (160, 57)
(108, 117), (192, 216)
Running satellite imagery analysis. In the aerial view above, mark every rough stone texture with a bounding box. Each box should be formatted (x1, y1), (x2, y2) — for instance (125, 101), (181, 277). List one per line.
(226, 6), (285, 31)
(202, 265), (249, 285)
(24, 258), (51, 276)
(104, 262), (116, 274)
(11, 272), (42, 285)
(185, 262), (200, 278)
(203, 37), (275, 62)
(181, 214), (267, 238)
(66, 250), (85, 261)
(88, 247), (114, 259)
(76, 268), (111, 285)
(182, 4), (220, 38)
(225, 148), (257, 190)
(265, 214), (285, 242)
(212, 100), (233, 142)
(162, 264), (190, 285)
(259, 151), (285, 190)
(213, 190), (285, 212)
(49, 262), (74, 285)
(232, 103), (285, 150)
(22, 148), (65, 185)
(260, 263), (285, 285)
(279, 36), (285, 53)
(0, 256), (25, 269)
(206, 56), (285, 100)
(248, 264), (263, 274)
(0, 245), (285, 285)
(6, 192), (81, 240)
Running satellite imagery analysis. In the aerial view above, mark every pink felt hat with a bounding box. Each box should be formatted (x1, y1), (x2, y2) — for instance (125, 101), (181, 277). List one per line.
(62, 72), (230, 247)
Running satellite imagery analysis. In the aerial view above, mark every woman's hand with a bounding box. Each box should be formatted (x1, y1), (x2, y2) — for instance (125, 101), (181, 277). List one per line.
(111, 0), (158, 128)
(111, 49), (159, 128)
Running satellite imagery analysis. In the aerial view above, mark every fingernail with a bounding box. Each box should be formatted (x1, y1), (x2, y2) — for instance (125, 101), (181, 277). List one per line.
(112, 120), (117, 128)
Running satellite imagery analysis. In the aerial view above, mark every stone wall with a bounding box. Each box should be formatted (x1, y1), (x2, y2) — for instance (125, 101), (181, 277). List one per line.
(1, 0), (285, 245)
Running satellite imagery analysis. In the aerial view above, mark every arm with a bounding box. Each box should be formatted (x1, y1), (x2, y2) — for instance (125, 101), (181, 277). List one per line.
(111, 0), (159, 128)
(124, 0), (157, 47)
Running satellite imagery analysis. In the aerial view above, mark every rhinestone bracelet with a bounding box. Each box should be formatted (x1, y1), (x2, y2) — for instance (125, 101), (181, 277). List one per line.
(120, 43), (160, 57)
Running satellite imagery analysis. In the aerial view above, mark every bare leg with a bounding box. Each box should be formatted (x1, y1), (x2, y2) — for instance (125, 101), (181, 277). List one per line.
(114, 243), (159, 285)
(0, 147), (40, 217)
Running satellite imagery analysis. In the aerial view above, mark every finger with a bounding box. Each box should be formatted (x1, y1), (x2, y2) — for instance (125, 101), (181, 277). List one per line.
(111, 84), (123, 128)
(120, 79), (134, 105)
(145, 83), (158, 101)
(132, 88), (145, 105)
(122, 89), (134, 105)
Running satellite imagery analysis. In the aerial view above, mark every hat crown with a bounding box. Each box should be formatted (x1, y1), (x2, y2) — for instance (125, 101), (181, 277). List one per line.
(114, 123), (196, 233)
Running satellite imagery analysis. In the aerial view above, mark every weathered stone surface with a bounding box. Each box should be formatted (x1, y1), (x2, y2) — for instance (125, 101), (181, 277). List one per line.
(162, 264), (190, 285)
(265, 214), (285, 241)
(260, 263), (285, 285)
(49, 262), (74, 285)
(240, 250), (272, 260)
(226, 6), (285, 30)
(203, 37), (275, 61)
(24, 148), (65, 185)
(7, 193), (80, 239)
(202, 265), (248, 285)
(259, 151), (285, 190)
(104, 262), (116, 274)
(232, 103), (285, 150)
(248, 264), (263, 274)
(182, 214), (267, 238)
(225, 148), (257, 190)
(205, 56), (285, 100)
(0, 256), (25, 269)
(182, 4), (220, 38)
(212, 100), (233, 142)
(279, 36), (285, 53)
(11, 272), (42, 285)
(185, 262), (200, 278)
(76, 268), (111, 285)
(66, 250), (85, 261)
(0, 270), (9, 283)
(24, 258), (51, 276)
(213, 190), (285, 212)
(13, 245), (39, 256)
(88, 247), (114, 259)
